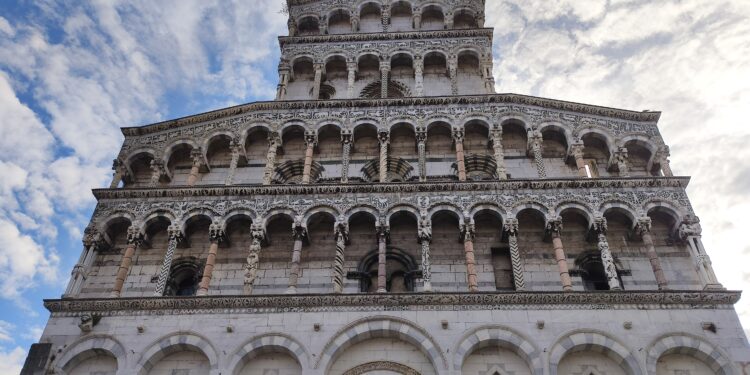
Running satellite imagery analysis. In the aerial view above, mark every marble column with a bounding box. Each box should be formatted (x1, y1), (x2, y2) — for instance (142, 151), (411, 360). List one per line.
(657, 145), (674, 176)
(332, 219), (348, 293)
(503, 218), (526, 290)
(186, 148), (204, 186)
(679, 216), (723, 289)
(593, 217), (622, 290)
(312, 62), (324, 100)
(302, 131), (317, 184)
(110, 159), (125, 189)
(380, 62), (391, 99)
(287, 18), (297, 36)
(262, 132), (281, 185)
(413, 8), (422, 29)
(110, 226), (143, 298)
(482, 61), (495, 94)
(453, 128), (467, 181)
(570, 142), (587, 177)
(286, 219), (307, 294)
(149, 159), (165, 187)
(347, 61), (357, 98)
(546, 217), (573, 292)
(153, 225), (183, 296)
(340, 130), (352, 183)
(615, 147), (629, 177)
(491, 125), (507, 180)
(635, 217), (668, 289)
(276, 63), (291, 100)
(378, 130), (390, 182)
(225, 139), (242, 185)
(381, 3), (391, 31)
(529, 129), (547, 178)
(416, 127), (427, 182)
(414, 55), (424, 96)
(64, 228), (101, 298)
(418, 215), (433, 292)
(197, 223), (225, 296)
(243, 223), (265, 295)
(460, 221), (478, 292)
(351, 14), (359, 32)
(376, 224), (389, 293)
(449, 57), (458, 95)
(445, 12), (454, 29)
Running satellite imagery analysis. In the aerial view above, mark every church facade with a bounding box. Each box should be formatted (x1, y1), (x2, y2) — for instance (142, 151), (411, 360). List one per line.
(22, 1), (750, 374)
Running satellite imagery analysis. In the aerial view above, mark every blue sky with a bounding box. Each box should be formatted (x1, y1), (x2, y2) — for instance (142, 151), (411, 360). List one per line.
(0, 1), (749, 373)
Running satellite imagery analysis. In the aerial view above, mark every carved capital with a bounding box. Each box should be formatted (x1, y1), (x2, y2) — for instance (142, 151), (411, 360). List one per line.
(341, 129), (353, 144)
(545, 217), (563, 235)
(268, 131), (282, 147)
(460, 221), (475, 242)
(570, 143), (585, 159)
(82, 226), (103, 248)
(190, 148), (204, 166)
(127, 226), (145, 246)
(292, 217), (307, 240)
(335, 219), (349, 242)
(418, 218), (432, 243)
(503, 218), (519, 236)
(167, 225), (184, 243)
(635, 217), (652, 236)
(416, 127), (427, 143)
(593, 217), (608, 235)
(209, 222), (226, 244)
(378, 130), (390, 144)
(376, 224), (390, 241)
(679, 215), (702, 239)
(304, 130), (317, 147)
(250, 223), (265, 242)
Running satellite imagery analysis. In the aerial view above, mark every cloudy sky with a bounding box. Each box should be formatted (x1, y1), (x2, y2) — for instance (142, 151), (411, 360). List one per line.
(0, 0), (749, 372)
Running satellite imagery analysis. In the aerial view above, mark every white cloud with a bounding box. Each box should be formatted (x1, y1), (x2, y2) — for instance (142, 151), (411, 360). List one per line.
(0, 321), (13, 342)
(0, 346), (26, 375)
(21, 325), (44, 342)
(0, 218), (60, 299)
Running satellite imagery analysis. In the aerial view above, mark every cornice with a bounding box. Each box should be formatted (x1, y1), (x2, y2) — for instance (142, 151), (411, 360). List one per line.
(92, 177), (690, 200)
(121, 94), (662, 137)
(44, 290), (741, 315)
(278, 28), (494, 46)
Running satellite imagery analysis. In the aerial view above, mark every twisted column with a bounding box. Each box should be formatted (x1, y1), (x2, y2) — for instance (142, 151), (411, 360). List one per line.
(244, 223), (265, 294)
(153, 225), (183, 296)
(346, 61), (357, 98)
(547, 217), (572, 292)
(636, 217), (668, 289)
(312, 62), (324, 100)
(302, 131), (317, 184)
(186, 148), (203, 186)
(679, 216), (722, 289)
(197, 223), (225, 296)
(414, 55), (424, 96)
(378, 130), (389, 182)
(491, 126), (507, 179)
(110, 226), (143, 297)
(110, 159), (125, 188)
(381, 3), (391, 31)
(380, 63), (390, 98)
(225, 138), (241, 185)
(453, 128), (467, 181)
(416, 128), (427, 182)
(376, 224), (389, 293)
(593, 218), (622, 290)
(418, 214), (433, 292)
(149, 159), (165, 187)
(286, 219), (307, 294)
(529, 129), (546, 178)
(570, 142), (587, 177)
(262, 132), (281, 185)
(449, 57), (458, 95)
(503, 219), (525, 290)
(461, 221), (478, 292)
(333, 219), (348, 293)
(276, 63), (290, 100)
(341, 130), (352, 183)
(615, 147), (629, 177)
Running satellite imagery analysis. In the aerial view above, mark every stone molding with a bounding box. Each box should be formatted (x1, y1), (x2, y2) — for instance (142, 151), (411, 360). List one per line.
(279, 28), (494, 46)
(341, 361), (420, 375)
(44, 291), (740, 314)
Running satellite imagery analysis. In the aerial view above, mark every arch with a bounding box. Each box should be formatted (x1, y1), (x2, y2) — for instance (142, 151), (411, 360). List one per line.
(646, 333), (736, 375)
(555, 202), (595, 228)
(385, 204), (420, 224)
(461, 115), (492, 131)
(538, 121), (574, 150)
(428, 204), (465, 224)
(388, 118), (418, 132)
(549, 330), (640, 375)
(643, 200), (688, 224)
(453, 325), (543, 374)
(619, 134), (660, 155)
(222, 208), (258, 231)
(345, 205), (381, 225)
(352, 121), (380, 135)
(262, 208), (299, 230)
(178, 208), (220, 234)
(136, 332), (218, 375)
(498, 114), (532, 131)
(280, 121), (309, 137)
(97, 212), (135, 234)
(600, 202), (639, 225)
(303, 205), (340, 228)
(510, 202), (552, 218)
(228, 333), (310, 375)
(124, 148), (159, 169)
(342, 361), (420, 375)
(425, 118), (454, 132)
(357, 0), (383, 13)
(468, 203), (506, 222)
(579, 128), (617, 156)
(56, 335), (126, 374)
(202, 130), (238, 156)
(162, 139), (200, 165)
(139, 210), (176, 233)
(316, 120), (344, 134)
(316, 315), (447, 372)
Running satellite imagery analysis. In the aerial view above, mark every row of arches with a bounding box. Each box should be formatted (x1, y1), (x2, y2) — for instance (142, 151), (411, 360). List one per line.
(290, 1), (484, 36)
(56, 320), (736, 374)
(116, 118), (669, 188)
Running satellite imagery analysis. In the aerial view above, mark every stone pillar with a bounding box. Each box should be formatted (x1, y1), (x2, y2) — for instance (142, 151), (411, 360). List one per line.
(482, 60), (495, 94)
(110, 159), (125, 189)
(351, 14), (359, 32)
(286, 219), (307, 294)
(656, 145), (674, 176)
(416, 127), (427, 182)
(225, 138), (242, 185)
(333, 219), (348, 293)
(110, 226), (143, 298)
(529, 129), (547, 178)
(503, 218), (525, 290)
(302, 131), (317, 184)
(276, 62), (291, 100)
(186, 148), (204, 186)
(287, 18), (297, 36)
(153, 225), (183, 296)
(615, 147), (629, 177)
(477, 11), (486, 27)
(453, 128), (467, 181)
(445, 11), (454, 29)
(592, 217), (622, 290)
(378, 130), (390, 182)
(413, 9), (422, 29)
(570, 142), (587, 177)
(460, 220), (478, 292)
(679, 216), (723, 289)
(197, 223), (225, 296)
(491, 125), (507, 180)
(546, 217), (573, 292)
(262, 132), (281, 185)
(149, 159), (165, 187)
(64, 228), (101, 298)
(312, 62), (324, 100)
(376, 224), (389, 293)
(449, 55), (458, 95)
(381, 3), (391, 31)
(340, 129), (352, 183)
(244, 223), (265, 294)
(380, 62), (391, 99)
(635, 217), (668, 289)
(414, 55), (424, 96)
(346, 61), (357, 98)
(418, 214), (433, 292)
(320, 15), (328, 35)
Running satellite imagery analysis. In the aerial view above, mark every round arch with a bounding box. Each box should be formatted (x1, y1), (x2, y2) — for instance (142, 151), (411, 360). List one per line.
(262, 208), (299, 230)
(345, 205), (382, 225)
(202, 130), (238, 156)
(555, 202), (596, 228)
(124, 148), (159, 170)
(222, 208), (258, 231)
(162, 139), (200, 165)
(385, 204), (421, 224)
(427, 204), (465, 224)
(468, 203), (506, 222)
(139, 210), (176, 233)
(303, 205), (340, 228)
(646, 333), (736, 375)
(97, 212), (135, 234)
(498, 114), (532, 131)
(600, 201), (639, 224)
(227, 333), (310, 375)
(136, 332), (218, 375)
(510, 202), (552, 219)
(178, 208), (220, 234)
(548, 330), (641, 375)
(453, 325), (543, 374)
(55, 335), (126, 374)
(579, 128), (617, 156)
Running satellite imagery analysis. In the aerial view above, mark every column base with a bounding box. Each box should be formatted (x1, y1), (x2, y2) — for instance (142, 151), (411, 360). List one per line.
(196, 290), (208, 296)
(109, 291), (121, 298)
(285, 286), (298, 294)
(704, 283), (725, 290)
(377, 288), (386, 293)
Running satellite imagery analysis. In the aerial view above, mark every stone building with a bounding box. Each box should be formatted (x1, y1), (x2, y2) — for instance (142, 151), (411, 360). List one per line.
(22, 0), (750, 374)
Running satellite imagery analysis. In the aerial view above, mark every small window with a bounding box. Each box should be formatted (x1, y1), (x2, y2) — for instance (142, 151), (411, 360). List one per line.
(164, 259), (202, 297)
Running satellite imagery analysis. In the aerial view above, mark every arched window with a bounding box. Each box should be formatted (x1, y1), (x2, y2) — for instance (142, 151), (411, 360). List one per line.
(348, 248), (420, 292)
(165, 258), (202, 296)
(576, 252), (610, 291)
